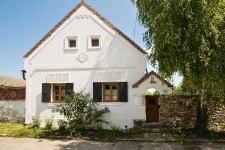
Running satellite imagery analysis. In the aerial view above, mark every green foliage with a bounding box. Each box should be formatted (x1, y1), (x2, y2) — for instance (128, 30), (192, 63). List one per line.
(45, 116), (54, 130)
(173, 78), (198, 95)
(0, 84), (12, 89)
(57, 119), (68, 131)
(132, 0), (225, 101)
(32, 114), (41, 128)
(53, 92), (110, 133)
(110, 124), (121, 132)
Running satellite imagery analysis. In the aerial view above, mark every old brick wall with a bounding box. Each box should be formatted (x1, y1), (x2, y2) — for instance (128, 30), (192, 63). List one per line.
(0, 88), (25, 122)
(159, 95), (225, 131)
(0, 87), (25, 100)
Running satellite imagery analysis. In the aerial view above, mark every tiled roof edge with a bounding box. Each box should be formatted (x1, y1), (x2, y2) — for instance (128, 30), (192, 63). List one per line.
(132, 71), (173, 88)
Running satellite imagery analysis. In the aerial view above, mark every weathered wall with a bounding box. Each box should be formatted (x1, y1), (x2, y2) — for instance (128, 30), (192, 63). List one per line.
(207, 99), (225, 132)
(160, 95), (198, 128)
(159, 95), (225, 132)
(0, 88), (25, 122)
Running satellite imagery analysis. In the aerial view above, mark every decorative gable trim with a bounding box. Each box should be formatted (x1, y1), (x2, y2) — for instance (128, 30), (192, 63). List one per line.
(23, 0), (147, 58)
(132, 71), (173, 88)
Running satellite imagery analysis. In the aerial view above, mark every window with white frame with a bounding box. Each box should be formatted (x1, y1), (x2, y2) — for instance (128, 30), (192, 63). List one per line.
(65, 36), (78, 49)
(88, 35), (101, 49)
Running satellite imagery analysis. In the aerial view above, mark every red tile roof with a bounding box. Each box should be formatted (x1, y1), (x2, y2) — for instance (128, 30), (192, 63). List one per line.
(132, 71), (173, 88)
(23, 1), (147, 58)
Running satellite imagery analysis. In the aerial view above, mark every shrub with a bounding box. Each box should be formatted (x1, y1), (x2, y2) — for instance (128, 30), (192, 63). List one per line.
(45, 116), (54, 130)
(58, 119), (68, 131)
(32, 114), (41, 128)
(53, 92), (110, 133)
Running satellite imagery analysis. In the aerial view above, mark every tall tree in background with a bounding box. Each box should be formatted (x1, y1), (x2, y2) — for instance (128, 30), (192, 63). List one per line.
(132, 0), (225, 129)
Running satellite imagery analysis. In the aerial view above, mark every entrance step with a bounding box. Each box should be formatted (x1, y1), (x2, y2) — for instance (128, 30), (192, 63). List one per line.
(134, 120), (170, 133)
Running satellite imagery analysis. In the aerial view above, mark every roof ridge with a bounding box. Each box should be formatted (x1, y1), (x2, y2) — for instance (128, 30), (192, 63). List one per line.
(23, 1), (147, 58)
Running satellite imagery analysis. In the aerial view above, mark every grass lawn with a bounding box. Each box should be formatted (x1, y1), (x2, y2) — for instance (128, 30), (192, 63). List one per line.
(0, 123), (69, 138)
(0, 123), (143, 140)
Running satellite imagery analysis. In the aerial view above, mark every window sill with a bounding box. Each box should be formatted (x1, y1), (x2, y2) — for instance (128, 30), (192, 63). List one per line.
(88, 46), (101, 50)
(97, 102), (126, 106)
(48, 102), (61, 109)
(65, 47), (78, 50)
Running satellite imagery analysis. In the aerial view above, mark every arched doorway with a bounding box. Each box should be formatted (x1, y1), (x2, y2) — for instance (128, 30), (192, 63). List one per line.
(145, 88), (160, 122)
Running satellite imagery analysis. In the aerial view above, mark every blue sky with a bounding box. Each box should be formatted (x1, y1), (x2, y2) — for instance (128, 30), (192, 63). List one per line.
(0, 0), (182, 85)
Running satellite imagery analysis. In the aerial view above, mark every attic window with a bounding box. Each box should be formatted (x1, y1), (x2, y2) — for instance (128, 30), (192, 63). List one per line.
(150, 77), (156, 83)
(88, 35), (101, 49)
(65, 36), (78, 49)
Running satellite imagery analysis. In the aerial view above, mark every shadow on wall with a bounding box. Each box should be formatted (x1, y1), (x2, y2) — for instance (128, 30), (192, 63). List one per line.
(36, 94), (49, 115)
(0, 103), (24, 123)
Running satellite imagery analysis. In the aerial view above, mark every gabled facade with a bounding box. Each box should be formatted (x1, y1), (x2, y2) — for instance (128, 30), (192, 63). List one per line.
(24, 1), (172, 128)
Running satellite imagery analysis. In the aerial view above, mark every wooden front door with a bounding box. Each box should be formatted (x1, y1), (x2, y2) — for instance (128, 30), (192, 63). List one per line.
(145, 96), (159, 122)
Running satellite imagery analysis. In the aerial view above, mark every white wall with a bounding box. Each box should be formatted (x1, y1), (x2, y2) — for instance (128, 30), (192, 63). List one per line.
(132, 74), (172, 106)
(24, 5), (148, 128)
(0, 100), (25, 122)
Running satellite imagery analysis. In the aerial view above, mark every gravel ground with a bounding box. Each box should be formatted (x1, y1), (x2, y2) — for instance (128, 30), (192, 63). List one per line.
(1, 137), (225, 150)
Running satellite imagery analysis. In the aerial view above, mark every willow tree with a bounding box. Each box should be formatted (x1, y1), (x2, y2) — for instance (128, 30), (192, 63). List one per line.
(132, 0), (225, 102)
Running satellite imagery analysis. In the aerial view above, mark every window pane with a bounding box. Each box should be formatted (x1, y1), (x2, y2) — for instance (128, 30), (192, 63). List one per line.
(105, 96), (110, 101)
(112, 89), (117, 95)
(61, 90), (65, 97)
(112, 84), (117, 89)
(55, 91), (59, 95)
(105, 89), (110, 95)
(105, 85), (110, 89)
(55, 96), (59, 101)
(112, 95), (117, 101)
(69, 39), (76, 47)
(92, 39), (99, 47)
(55, 86), (59, 90)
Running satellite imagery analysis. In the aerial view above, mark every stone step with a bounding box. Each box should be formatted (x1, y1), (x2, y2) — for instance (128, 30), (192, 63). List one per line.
(142, 122), (167, 128)
(141, 123), (170, 133)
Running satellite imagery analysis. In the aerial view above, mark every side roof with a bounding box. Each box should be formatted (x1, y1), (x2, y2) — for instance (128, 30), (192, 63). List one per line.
(132, 71), (173, 88)
(23, 0), (147, 58)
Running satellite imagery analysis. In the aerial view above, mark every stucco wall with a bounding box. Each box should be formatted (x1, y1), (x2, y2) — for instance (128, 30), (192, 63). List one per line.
(0, 100), (25, 122)
(0, 88), (25, 122)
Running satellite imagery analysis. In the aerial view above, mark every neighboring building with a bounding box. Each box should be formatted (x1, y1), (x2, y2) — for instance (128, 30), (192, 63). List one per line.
(23, 1), (172, 128)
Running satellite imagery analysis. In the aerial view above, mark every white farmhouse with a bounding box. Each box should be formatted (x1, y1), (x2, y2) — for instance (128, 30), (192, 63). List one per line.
(23, 1), (172, 128)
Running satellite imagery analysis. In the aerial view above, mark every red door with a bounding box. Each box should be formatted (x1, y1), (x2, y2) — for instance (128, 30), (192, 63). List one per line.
(145, 96), (159, 122)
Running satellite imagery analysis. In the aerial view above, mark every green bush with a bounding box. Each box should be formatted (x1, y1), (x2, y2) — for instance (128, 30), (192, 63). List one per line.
(57, 119), (68, 131)
(45, 116), (54, 130)
(32, 114), (41, 128)
(53, 92), (110, 133)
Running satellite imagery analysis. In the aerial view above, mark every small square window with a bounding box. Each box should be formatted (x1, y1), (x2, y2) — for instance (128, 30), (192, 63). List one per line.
(65, 36), (78, 49)
(91, 38), (99, 47)
(88, 35), (101, 49)
(69, 39), (76, 48)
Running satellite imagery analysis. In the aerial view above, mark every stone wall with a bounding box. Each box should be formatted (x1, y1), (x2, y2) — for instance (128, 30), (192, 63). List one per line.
(0, 88), (25, 122)
(207, 99), (225, 132)
(159, 95), (225, 132)
(159, 95), (198, 128)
